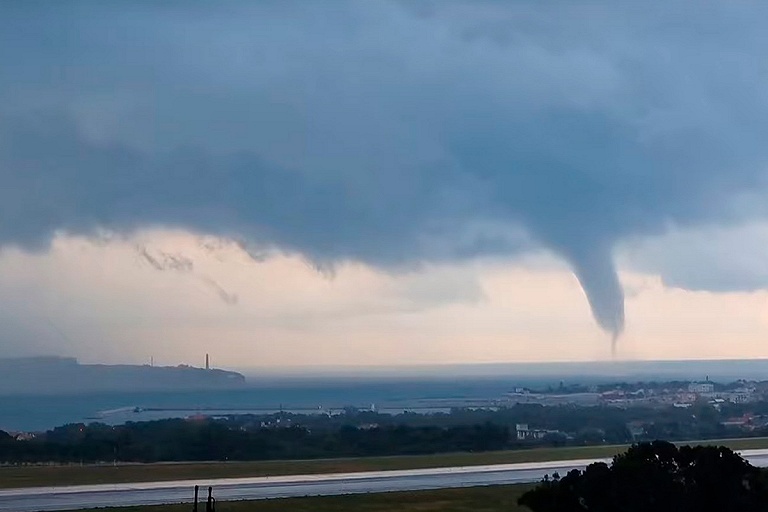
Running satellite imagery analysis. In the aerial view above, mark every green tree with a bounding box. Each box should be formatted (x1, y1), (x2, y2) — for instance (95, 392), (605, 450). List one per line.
(518, 441), (768, 512)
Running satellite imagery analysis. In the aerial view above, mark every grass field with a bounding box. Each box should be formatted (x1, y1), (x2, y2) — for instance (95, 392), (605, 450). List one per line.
(75, 485), (533, 512)
(3, 437), (768, 489)
(0, 446), (616, 489)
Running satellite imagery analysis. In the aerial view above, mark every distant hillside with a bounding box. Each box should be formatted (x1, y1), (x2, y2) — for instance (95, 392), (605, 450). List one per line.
(0, 356), (246, 395)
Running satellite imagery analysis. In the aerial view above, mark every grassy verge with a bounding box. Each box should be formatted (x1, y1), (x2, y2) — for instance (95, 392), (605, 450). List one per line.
(75, 484), (533, 512)
(2, 436), (767, 489)
(0, 446), (615, 489)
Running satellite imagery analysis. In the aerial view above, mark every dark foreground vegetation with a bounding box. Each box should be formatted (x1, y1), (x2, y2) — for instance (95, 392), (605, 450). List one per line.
(0, 420), (509, 463)
(5, 399), (768, 463)
(520, 441), (768, 512)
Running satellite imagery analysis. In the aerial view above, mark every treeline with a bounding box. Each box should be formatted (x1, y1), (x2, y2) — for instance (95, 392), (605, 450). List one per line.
(253, 402), (767, 444)
(520, 442), (768, 511)
(0, 420), (510, 463)
(3, 400), (767, 463)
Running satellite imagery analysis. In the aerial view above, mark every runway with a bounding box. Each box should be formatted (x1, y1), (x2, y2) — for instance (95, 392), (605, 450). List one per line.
(2, 449), (768, 511)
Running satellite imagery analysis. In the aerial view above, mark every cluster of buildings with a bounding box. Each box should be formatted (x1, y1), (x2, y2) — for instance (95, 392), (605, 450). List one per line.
(618, 381), (760, 409)
(509, 379), (768, 440)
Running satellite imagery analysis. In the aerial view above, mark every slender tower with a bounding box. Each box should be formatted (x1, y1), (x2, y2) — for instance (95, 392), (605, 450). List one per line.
(205, 354), (210, 370)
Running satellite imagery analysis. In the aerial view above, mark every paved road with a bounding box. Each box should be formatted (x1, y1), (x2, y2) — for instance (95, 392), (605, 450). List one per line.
(3, 449), (768, 512)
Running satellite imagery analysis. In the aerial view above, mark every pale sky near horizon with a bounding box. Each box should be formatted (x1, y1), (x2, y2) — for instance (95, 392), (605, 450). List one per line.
(2, 226), (768, 368)
(3, 2), (768, 367)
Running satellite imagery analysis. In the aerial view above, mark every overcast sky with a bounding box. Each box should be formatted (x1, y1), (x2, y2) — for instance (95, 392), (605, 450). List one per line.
(2, 1), (768, 368)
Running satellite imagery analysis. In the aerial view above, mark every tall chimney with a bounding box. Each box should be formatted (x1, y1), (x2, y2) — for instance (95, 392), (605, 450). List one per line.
(205, 353), (210, 370)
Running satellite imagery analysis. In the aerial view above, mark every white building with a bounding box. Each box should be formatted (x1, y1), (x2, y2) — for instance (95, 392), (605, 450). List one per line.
(688, 382), (714, 394)
(516, 423), (560, 441)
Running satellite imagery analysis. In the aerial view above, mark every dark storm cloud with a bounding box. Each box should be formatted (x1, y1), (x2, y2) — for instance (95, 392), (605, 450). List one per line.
(3, 1), (768, 338)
